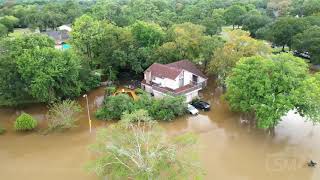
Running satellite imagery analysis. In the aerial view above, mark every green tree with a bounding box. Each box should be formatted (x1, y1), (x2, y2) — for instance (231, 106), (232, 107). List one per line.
(199, 35), (225, 72)
(88, 110), (201, 179)
(72, 15), (141, 74)
(46, 100), (82, 132)
(242, 14), (272, 37)
(92, 0), (128, 26)
(302, 0), (320, 16)
(304, 15), (320, 27)
(62, 0), (83, 24)
(0, 23), (8, 36)
(224, 5), (247, 29)
(0, 34), (55, 106)
(155, 42), (183, 64)
(209, 30), (271, 86)
(168, 22), (206, 60)
(121, 109), (152, 123)
(130, 21), (165, 47)
(122, 0), (169, 25)
(267, 0), (291, 17)
(225, 54), (320, 129)
(40, 2), (67, 30)
(0, 15), (19, 33)
(200, 9), (225, 35)
(16, 48), (83, 103)
(149, 96), (186, 121)
(95, 94), (135, 120)
(263, 17), (310, 51)
(293, 26), (320, 64)
(71, 15), (101, 61)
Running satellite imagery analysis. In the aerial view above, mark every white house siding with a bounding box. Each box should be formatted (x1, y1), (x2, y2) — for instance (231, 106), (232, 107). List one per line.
(153, 90), (168, 98)
(151, 77), (179, 90)
(182, 70), (193, 86)
(198, 76), (206, 84)
(144, 84), (153, 93)
(181, 70), (207, 86)
(152, 77), (163, 85)
(143, 83), (200, 103)
(185, 89), (200, 102)
(163, 78), (179, 89)
(152, 89), (198, 103)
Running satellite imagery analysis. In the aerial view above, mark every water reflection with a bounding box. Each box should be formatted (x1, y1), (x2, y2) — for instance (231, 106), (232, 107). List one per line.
(0, 81), (320, 180)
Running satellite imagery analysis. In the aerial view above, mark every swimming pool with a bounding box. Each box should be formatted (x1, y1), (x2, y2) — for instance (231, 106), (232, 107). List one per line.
(62, 43), (71, 50)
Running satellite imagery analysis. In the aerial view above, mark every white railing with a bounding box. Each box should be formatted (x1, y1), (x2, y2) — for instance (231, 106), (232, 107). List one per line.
(152, 83), (202, 96)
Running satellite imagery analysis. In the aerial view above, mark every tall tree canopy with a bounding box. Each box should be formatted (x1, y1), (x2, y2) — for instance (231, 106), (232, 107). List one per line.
(0, 34), (99, 106)
(262, 17), (310, 50)
(293, 26), (320, 63)
(224, 5), (247, 29)
(209, 30), (271, 85)
(242, 13), (272, 37)
(16, 48), (83, 103)
(130, 21), (166, 48)
(0, 22), (7, 36)
(225, 54), (320, 129)
(0, 15), (18, 33)
(0, 34), (55, 105)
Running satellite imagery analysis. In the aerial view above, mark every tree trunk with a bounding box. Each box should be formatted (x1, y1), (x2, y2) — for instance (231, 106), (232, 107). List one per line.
(282, 45), (285, 52)
(203, 60), (208, 73)
(268, 127), (275, 137)
(232, 24), (235, 30)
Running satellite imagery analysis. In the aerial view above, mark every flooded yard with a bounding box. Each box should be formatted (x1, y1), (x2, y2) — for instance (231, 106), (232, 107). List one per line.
(0, 81), (319, 180)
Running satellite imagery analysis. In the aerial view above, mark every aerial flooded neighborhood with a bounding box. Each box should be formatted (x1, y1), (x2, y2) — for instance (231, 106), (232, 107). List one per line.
(0, 0), (320, 180)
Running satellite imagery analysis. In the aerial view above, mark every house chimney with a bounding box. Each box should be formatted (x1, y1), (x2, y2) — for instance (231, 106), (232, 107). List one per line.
(146, 70), (151, 84)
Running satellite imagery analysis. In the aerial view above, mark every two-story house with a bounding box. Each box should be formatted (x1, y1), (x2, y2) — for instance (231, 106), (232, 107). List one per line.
(141, 60), (207, 102)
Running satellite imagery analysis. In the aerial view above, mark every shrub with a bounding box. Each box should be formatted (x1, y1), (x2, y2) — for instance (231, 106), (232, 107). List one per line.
(14, 113), (38, 131)
(96, 94), (134, 120)
(82, 73), (101, 91)
(135, 88), (146, 95)
(47, 100), (82, 132)
(105, 86), (117, 96)
(148, 96), (186, 121)
(96, 93), (187, 121)
(0, 125), (5, 135)
(121, 109), (152, 123)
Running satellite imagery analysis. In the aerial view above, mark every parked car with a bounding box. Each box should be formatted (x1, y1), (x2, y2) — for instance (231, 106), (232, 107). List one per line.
(191, 100), (210, 111)
(293, 50), (311, 60)
(187, 104), (199, 115)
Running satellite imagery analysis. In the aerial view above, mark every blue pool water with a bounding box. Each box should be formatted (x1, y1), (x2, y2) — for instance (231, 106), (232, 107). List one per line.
(62, 44), (71, 50)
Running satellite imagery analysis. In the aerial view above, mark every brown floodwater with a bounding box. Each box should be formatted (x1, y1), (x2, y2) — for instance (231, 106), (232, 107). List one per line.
(1, 81), (319, 180)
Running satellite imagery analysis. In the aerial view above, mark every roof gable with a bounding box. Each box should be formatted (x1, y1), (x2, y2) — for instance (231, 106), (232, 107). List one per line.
(145, 60), (207, 80)
(145, 63), (182, 80)
(167, 60), (207, 79)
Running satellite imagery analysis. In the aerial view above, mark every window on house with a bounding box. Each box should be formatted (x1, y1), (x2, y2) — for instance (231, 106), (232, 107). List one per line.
(192, 75), (198, 84)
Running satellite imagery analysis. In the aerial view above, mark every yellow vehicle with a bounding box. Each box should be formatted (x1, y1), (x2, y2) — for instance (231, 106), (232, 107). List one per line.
(113, 88), (139, 101)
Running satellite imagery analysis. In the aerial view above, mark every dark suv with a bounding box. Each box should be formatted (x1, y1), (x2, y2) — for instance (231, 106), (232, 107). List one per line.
(191, 100), (210, 111)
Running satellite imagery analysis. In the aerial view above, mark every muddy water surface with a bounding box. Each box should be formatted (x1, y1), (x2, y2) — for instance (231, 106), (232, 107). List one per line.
(1, 82), (319, 180)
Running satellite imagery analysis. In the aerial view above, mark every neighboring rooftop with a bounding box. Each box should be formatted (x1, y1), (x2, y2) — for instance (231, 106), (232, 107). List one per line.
(145, 60), (207, 80)
(58, 24), (72, 32)
(43, 30), (69, 44)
